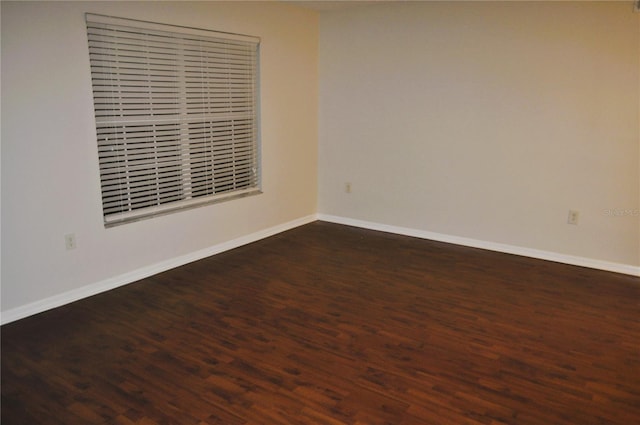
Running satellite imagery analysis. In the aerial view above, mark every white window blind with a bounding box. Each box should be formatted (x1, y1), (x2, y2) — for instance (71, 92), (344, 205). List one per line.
(86, 13), (261, 226)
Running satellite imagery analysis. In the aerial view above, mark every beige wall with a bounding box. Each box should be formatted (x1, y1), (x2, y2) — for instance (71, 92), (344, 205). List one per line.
(2, 0), (638, 320)
(1, 1), (319, 314)
(318, 1), (639, 267)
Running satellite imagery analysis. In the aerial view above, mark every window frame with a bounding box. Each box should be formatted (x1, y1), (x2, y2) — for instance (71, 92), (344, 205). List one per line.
(86, 13), (262, 227)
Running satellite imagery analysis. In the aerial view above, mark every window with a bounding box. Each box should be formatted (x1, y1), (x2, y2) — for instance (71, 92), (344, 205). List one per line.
(86, 14), (261, 226)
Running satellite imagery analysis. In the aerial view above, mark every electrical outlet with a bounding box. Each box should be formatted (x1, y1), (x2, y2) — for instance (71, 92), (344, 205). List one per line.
(567, 210), (579, 225)
(345, 182), (352, 194)
(65, 233), (76, 250)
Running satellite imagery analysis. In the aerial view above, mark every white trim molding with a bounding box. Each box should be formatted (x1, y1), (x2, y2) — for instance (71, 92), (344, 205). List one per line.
(317, 214), (640, 277)
(0, 214), (318, 325)
(4, 212), (637, 325)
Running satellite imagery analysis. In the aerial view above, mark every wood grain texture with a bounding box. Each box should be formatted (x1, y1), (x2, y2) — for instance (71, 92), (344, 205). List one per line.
(2, 221), (640, 424)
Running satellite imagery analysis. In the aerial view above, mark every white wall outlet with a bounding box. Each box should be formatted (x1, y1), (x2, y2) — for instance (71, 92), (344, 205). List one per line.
(64, 233), (76, 250)
(345, 182), (352, 193)
(567, 210), (579, 225)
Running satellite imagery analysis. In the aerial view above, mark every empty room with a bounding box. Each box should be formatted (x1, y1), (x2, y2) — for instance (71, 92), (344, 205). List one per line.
(2, 1), (639, 424)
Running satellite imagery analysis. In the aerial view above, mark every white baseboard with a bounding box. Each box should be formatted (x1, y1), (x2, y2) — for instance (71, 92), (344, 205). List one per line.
(3, 213), (637, 325)
(0, 214), (318, 326)
(317, 214), (640, 277)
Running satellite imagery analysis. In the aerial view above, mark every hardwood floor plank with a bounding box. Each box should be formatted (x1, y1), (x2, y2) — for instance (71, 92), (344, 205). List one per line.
(2, 221), (639, 424)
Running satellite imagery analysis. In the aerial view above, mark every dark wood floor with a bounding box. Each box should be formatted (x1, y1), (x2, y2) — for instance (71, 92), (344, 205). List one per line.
(2, 221), (640, 424)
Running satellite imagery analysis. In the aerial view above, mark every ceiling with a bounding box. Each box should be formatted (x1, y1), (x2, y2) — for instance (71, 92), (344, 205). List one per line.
(287, 1), (388, 12)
